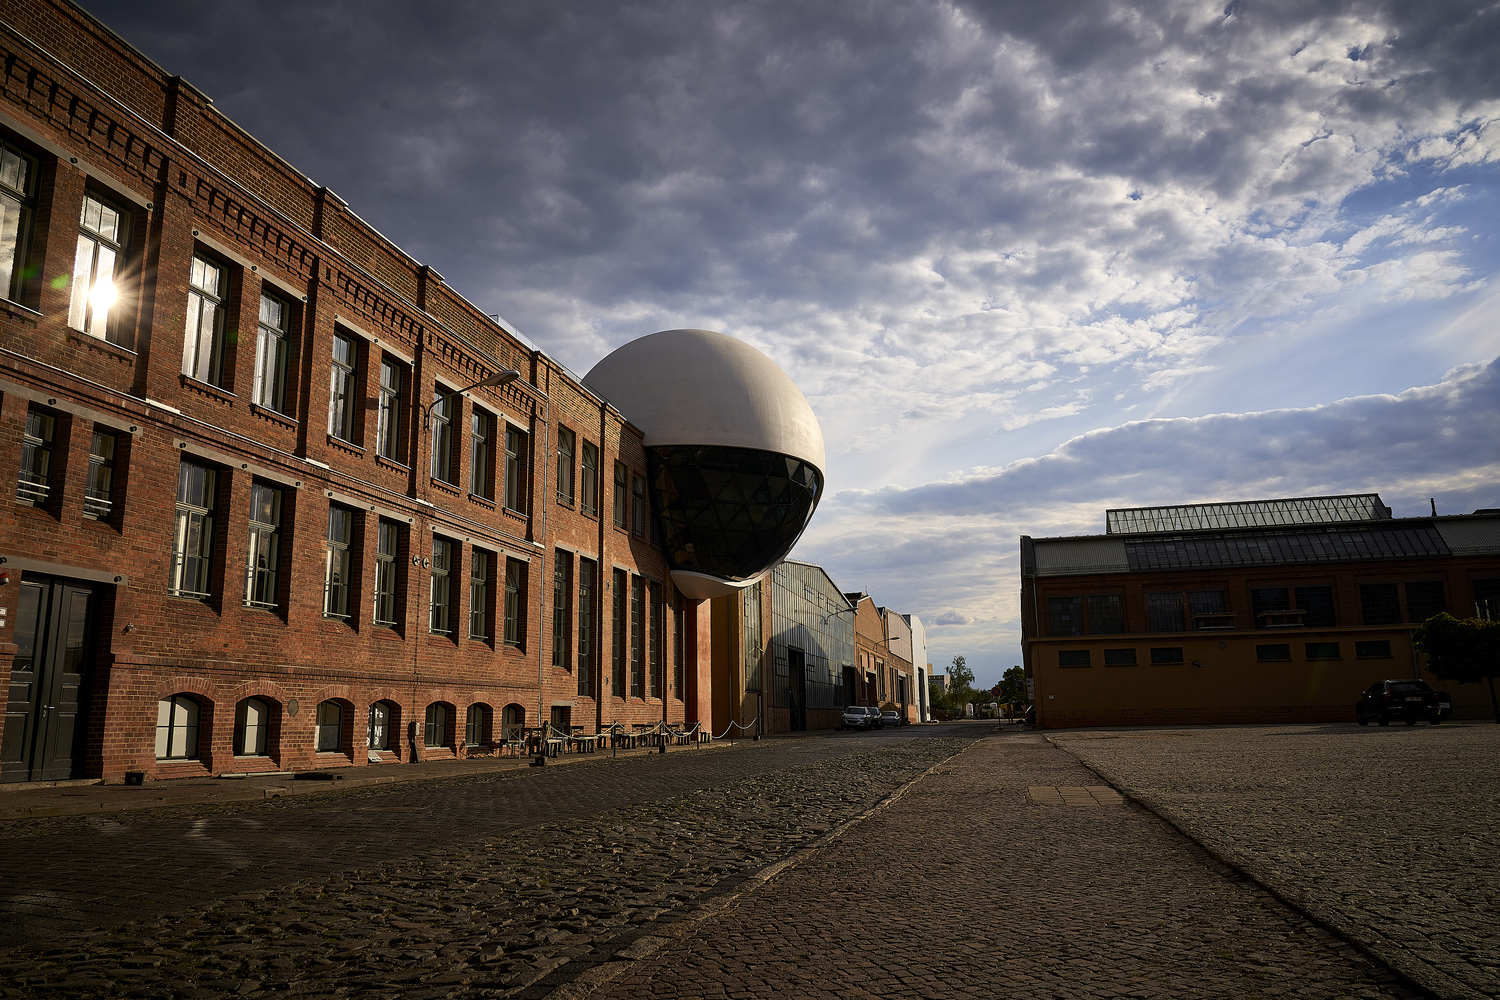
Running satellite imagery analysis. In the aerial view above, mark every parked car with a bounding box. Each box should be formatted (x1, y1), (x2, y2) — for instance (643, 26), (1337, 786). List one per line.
(840, 706), (876, 730)
(865, 705), (884, 729)
(1355, 679), (1450, 726)
(880, 708), (902, 728)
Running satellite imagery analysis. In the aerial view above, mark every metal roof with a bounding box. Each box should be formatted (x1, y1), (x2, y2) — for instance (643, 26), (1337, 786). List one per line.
(1032, 537), (1130, 576)
(1105, 494), (1391, 535)
(1122, 522), (1449, 571)
(1433, 516), (1500, 556)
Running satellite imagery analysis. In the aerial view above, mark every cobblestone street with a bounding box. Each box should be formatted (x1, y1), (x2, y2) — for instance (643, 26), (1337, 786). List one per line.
(1053, 724), (1500, 1000)
(4, 722), (1467, 998)
(0, 731), (970, 998)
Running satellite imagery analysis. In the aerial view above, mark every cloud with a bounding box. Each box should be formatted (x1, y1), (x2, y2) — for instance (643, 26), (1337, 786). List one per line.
(795, 358), (1500, 683)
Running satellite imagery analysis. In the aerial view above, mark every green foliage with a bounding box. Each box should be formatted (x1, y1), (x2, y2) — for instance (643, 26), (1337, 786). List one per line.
(1413, 614), (1500, 683)
(947, 654), (974, 694)
(999, 665), (1026, 705)
(1413, 613), (1500, 722)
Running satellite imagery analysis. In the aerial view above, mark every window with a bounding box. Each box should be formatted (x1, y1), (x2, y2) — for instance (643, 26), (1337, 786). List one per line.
(243, 481), (282, 610)
(470, 408), (495, 499)
(1359, 583), (1401, 625)
(631, 474), (647, 536)
(650, 580), (664, 697)
(580, 441), (598, 516)
(16, 405), (55, 507)
(504, 425), (527, 512)
(612, 568), (628, 695)
(556, 425), (575, 504)
(630, 575), (645, 696)
(1145, 592), (1185, 633)
(552, 550), (573, 669)
(1356, 640), (1392, 659)
(1103, 648), (1137, 667)
(1188, 590), (1231, 628)
(1084, 595), (1124, 634)
(1305, 641), (1341, 661)
(83, 427), (118, 520)
(1058, 650), (1090, 668)
(1149, 647), (1184, 665)
(254, 293), (291, 413)
(504, 557), (527, 647)
(234, 697), (270, 757)
(374, 518), (400, 627)
(170, 459), (217, 600)
(1404, 581), (1446, 622)
(328, 333), (358, 441)
(182, 254), (228, 386)
(1251, 587), (1295, 627)
(315, 700), (344, 753)
(430, 388), (456, 483)
(429, 537), (454, 635)
(1047, 596), (1083, 637)
(368, 701), (396, 750)
(578, 558), (596, 697)
(155, 694), (201, 760)
(324, 504), (354, 619)
(69, 193), (127, 342)
(1, 135), (37, 304)
(673, 589), (684, 698)
(424, 703), (453, 748)
(469, 548), (492, 640)
(466, 703), (492, 748)
(613, 462), (628, 529)
(1474, 579), (1500, 621)
(1294, 586), (1335, 628)
(376, 357), (407, 463)
(1256, 643), (1291, 662)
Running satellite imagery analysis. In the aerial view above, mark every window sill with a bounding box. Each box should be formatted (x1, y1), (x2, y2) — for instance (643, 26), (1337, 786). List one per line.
(180, 373), (235, 404)
(467, 492), (497, 510)
(67, 326), (136, 358)
(375, 453), (409, 473)
(327, 434), (364, 457)
(557, 498), (575, 510)
(430, 477), (462, 497)
(0, 296), (43, 322)
(250, 403), (297, 430)
(241, 603), (287, 622)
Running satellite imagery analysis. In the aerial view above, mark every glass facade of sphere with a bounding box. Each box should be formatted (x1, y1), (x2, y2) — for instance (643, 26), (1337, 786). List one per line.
(648, 445), (823, 582)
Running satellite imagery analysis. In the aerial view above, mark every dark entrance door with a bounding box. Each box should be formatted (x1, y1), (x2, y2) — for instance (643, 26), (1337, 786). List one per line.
(842, 665), (857, 707)
(2, 576), (96, 782)
(787, 649), (806, 732)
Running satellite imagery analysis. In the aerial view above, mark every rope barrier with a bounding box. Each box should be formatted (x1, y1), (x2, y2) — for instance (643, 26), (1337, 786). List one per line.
(712, 716), (759, 741)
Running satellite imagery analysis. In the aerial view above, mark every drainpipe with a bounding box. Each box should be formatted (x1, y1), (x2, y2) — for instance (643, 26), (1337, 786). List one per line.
(535, 358), (549, 731)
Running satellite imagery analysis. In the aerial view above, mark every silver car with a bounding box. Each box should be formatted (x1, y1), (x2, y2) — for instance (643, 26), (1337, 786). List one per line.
(840, 706), (874, 729)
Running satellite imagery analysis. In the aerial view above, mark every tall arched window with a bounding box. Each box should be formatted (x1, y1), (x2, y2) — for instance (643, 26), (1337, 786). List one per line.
(155, 694), (201, 760)
(465, 703), (492, 748)
(424, 702), (453, 748)
(502, 703), (525, 741)
(234, 697), (271, 756)
(315, 700), (344, 753)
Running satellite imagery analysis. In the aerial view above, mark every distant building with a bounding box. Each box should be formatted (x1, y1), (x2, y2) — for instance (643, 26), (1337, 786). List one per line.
(904, 614), (929, 721)
(1021, 495), (1500, 728)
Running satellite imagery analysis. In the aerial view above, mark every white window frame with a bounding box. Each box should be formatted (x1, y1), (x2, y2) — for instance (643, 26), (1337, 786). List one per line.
(170, 460), (216, 600)
(328, 333), (357, 440)
(377, 356), (406, 463)
(374, 518), (399, 627)
(324, 504), (353, 618)
(182, 253), (227, 385)
(69, 193), (126, 342)
(253, 293), (290, 413)
(243, 481), (282, 609)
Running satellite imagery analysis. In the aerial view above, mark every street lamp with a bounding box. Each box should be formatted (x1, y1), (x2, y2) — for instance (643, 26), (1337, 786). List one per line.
(423, 368), (522, 429)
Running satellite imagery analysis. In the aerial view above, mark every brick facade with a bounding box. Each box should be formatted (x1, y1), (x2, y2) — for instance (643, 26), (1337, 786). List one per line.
(0, 1), (699, 783)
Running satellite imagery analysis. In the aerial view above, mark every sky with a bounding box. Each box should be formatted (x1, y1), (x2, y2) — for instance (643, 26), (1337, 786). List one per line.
(81, 0), (1500, 688)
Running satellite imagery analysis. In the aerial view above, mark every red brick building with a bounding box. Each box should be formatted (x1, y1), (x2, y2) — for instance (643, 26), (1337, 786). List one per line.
(0, 1), (708, 783)
(1021, 496), (1500, 728)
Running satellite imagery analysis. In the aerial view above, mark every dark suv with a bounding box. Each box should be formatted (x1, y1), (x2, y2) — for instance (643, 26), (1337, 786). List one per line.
(1355, 679), (1451, 726)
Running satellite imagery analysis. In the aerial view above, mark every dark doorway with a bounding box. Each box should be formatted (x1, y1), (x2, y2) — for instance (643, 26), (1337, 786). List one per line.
(842, 665), (857, 706)
(787, 649), (806, 732)
(2, 576), (98, 782)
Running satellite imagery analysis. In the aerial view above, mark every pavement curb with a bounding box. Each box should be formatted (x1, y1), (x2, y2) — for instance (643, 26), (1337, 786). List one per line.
(0, 739), (740, 822)
(535, 736), (981, 1000)
(1047, 736), (1459, 1000)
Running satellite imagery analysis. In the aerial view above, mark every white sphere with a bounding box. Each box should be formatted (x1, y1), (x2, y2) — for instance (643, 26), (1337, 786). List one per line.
(583, 329), (825, 472)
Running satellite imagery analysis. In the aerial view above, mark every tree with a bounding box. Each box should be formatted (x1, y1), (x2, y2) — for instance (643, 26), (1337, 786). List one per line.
(1413, 613), (1500, 722)
(999, 665), (1026, 706)
(947, 655), (975, 696)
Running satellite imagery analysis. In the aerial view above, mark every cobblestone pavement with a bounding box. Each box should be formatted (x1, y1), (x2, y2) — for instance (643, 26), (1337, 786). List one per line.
(591, 733), (1418, 1000)
(1051, 724), (1500, 1000)
(0, 731), (970, 998)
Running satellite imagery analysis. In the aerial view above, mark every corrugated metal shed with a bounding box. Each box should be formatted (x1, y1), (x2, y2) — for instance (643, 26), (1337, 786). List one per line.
(1434, 516), (1500, 556)
(1032, 537), (1130, 576)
